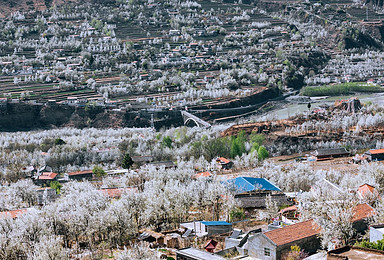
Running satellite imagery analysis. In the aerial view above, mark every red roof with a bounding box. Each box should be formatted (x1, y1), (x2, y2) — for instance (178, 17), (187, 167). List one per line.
(204, 239), (218, 249)
(351, 203), (375, 222)
(0, 209), (27, 219)
(38, 172), (57, 180)
(194, 171), (212, 178)
(279, 205), (298, 215)
(369, 149), (384, 154)
(217, 157), (231, 164)
(358, 184), (376, 197)
(67, 170), (93, 176)
(264, 219), (321, 246)
(100, 187), (138, 199)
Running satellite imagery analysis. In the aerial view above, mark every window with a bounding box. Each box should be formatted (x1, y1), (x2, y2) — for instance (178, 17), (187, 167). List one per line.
(264, 247), (271, 256)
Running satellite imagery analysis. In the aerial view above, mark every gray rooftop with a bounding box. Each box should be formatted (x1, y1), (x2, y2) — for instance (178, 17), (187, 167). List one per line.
(176, 247), (225, 260)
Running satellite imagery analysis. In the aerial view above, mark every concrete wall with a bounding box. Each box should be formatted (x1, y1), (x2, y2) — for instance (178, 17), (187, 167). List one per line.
(275, 235), (321, 259)
(248, 233), (276, 260)
(206, 225), (233, 236)
(235, 192), (292, 208)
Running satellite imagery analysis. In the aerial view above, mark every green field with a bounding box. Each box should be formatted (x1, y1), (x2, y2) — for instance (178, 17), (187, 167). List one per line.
(301, 82), (384, 97)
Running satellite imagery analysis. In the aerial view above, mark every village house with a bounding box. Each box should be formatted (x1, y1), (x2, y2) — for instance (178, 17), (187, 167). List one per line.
(364, 149), (384, 161)
(357, 183), (381, 204)
(35, 172), (58, 185)
(216, 157), (233, 170)
(0, 209), (28, 219)
(37, 188), (58, 205)
(225, 177), (292, 209)
(180, 221), (232, 237)
(193, 171), (212, 179)
(351, 203), (375, 233)
(247, 219), (321, 260)
(311, 147), (350, 160)
(138, 229), (165, 246)
(66, 170), (93, 181)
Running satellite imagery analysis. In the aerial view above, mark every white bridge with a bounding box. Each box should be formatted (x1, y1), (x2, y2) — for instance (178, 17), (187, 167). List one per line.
(181, 111), (211, 128)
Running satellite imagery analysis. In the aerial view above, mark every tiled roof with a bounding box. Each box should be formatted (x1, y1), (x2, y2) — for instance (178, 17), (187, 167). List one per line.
(358, 184), (377, 198)
(369, 149), (384, 155)
(279, 205), (298, 214)
(217, 157), (231, 164)
(264, 219), (321, 246)
(38, 172), (57, 180)
(194, 171), (212, 178)
(67, 170), (93, 176)
(351, 203), (375, 222)
(99, 187), (138, 199)
(0, 209), (28, 219)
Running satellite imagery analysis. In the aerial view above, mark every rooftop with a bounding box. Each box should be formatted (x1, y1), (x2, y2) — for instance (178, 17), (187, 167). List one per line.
(67, 170), (93, 176)
(264, 219), (321, 246)
(226, 177), (281, 193)
(351, 203), (375, 222)
(38, 172), (57, 180)
(176, 247), (225, 260)
(201, 221), (232, 226)
(0, 209), (28, 219)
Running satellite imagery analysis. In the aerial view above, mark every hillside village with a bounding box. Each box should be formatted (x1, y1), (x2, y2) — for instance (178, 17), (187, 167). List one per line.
(3, 0), (384, 259)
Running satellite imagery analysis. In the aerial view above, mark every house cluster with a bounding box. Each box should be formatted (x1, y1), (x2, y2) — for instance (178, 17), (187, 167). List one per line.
(174, 179), (381, 260)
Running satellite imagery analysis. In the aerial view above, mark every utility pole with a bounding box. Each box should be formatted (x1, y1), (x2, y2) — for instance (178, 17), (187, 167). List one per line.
(150, 113), (154, 129)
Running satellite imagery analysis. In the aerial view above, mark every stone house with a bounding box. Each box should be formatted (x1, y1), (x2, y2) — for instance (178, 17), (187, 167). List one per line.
(247, 219), (321, 260)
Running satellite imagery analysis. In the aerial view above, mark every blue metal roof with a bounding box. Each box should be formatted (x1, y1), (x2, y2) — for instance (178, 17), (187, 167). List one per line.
(225, 177), (281, 193)
(201, 221), (232, 226)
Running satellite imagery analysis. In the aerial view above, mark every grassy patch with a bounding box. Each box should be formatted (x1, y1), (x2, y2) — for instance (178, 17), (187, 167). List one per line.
(301, 82), (384, 97)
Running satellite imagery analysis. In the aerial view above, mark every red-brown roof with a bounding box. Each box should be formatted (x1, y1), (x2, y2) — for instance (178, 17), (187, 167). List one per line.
(194, 171), (212, 178)
(204, 239), (218, 249)
(67, 170), (93, 176)
(358, 184), (376, 198)
(0, 209), (28, 219)
(369, 149), (384, 154)
(38, 172), (57, 180)
(264, 219), (321, 246)
(351, 203), (375, 222)
(100, 187), (138, 199)
(279, 205), (298, 215)
(217, 157), (231, 164)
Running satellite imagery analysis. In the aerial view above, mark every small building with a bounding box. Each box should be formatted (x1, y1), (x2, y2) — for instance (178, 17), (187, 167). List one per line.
(204, 239), (218, 253)
(365, 149), (384, 161)
(67, 170), (93, 181)
(138, 229), (165, 246)
(369, 224), (384, 243)
(226, 177), (281, 194)
(148, 161), (176, 170)
(357, 183), (381, 203)
(352, 203), (375, 233)
(36, 172), (57, 185)
(193, 171), (212, 179)
(176, 247), (225, 260)
(247, 219), (321, 260)
(180, 221), (232, 237)
(312, 148), (350, 159)
(327, 246), (384, 259)
(132, 155), (153, 167)
(216, 157), (233, 170)
(225, 177), (291, 209)
(0, 209), (28, 219)
(37, 188), (58, 205)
